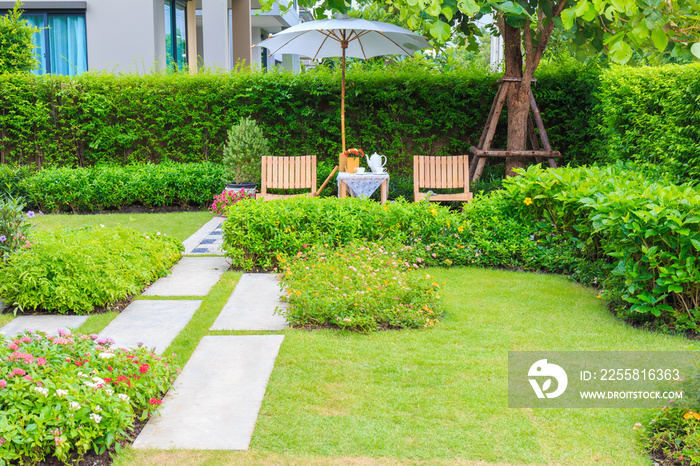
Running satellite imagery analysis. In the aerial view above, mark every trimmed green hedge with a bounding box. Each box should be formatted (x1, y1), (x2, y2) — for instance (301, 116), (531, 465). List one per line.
(594, 64), (700, 182)
(20, 162), (227, 212)
(0, 63), (597, 174)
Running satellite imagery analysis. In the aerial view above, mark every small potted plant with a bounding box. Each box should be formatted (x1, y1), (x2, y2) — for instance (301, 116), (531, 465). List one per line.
(340, 148), (364, 173)
(222, 116), (270, 194)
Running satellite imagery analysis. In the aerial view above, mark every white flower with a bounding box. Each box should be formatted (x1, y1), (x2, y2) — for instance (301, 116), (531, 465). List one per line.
(55, 389), (68, 397)
(98, 352), (114, 359)
(32, 386), (49, 397)
(69, 401), (81, 411)
(94, 405), (102, 413)
(77, 371), (88, 378)
(89, 413), (102, 424)
(117, 394), (130, 402)
(105, 388), (114, 395)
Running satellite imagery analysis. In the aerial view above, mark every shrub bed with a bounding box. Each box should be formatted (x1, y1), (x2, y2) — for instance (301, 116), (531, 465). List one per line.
(501, 164), (700, 331)
(278, 241), (442, 332)
(0, 226), (182, 314)
(0, 329), (176, 464)
(20, 162), (227, 213)
(221, 195), (574, 272)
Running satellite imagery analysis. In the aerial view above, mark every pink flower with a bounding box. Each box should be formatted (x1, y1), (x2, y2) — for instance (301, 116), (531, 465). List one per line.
(7, 343), (18, 351)
(0, 380), (6, 388)
(19, 337), (32, 343)
(11, 368), (26, 377)
(35, 357), (47, 366)
(148, 398), (163, 405)
(53, 337), (69, 345)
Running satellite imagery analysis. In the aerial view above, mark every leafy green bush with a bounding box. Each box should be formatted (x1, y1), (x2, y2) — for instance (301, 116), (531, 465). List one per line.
(278, 241), (442, 332)
(0, 1), (39, 74)
(502, 164), (700, 330)
(21, 162), (227, 212)
(0, 196), (33, 260)
(221, 195), (572, 273)
(0, 226), (182, 314)
(0, 329), (176, 464)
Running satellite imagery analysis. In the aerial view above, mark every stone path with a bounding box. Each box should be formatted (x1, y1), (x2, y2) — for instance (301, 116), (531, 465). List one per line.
(98, 300), (201, 354)
(133, 335), (285, 450)
(0, 315), (88, 337)
(142, 256), (230, 297)
(1, 215), (289, 451)
(182, 216), (225, 255)
(211, 273), (289, 331)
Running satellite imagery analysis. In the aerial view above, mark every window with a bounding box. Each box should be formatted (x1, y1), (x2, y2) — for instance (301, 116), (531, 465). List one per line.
(164, 0), (188, 71)
(24, 12), (87, 76)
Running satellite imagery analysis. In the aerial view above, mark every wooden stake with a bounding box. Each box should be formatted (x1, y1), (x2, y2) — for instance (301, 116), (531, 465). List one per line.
(316, 165), (339, 196)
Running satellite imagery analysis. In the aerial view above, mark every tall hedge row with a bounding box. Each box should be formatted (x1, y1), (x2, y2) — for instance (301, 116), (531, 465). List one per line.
(594, 63), (700, 181)
(1, 61), (699, 182)
(0, 64), (597, 174)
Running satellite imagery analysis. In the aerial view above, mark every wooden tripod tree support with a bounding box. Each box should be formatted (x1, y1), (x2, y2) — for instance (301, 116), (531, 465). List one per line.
(469, 77), (561, 182)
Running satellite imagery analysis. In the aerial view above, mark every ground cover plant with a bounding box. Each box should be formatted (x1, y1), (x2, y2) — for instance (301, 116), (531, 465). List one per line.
(278, 241), (442, 332)
(0, 226), (182, 314)
(0, 329), (176, 464)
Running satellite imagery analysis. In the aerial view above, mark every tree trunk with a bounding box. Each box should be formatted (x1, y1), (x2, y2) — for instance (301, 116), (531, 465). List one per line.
(503, 22), (529, 177)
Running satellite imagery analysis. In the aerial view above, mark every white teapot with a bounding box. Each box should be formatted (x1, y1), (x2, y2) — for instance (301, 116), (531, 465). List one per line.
(365, 152), (387, 173)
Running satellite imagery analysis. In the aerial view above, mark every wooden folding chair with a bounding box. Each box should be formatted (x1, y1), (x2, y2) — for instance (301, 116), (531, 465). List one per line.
(257, 155), (317, 200)
(413, 155), (473, 203)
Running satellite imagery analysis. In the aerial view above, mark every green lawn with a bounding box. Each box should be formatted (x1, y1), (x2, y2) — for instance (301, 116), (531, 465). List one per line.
(117, 267), (691, 466)
(30, 210), (213, 244)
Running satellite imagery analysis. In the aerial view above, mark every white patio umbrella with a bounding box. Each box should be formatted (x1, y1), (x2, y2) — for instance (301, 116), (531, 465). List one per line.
(255, 18), (431, 154)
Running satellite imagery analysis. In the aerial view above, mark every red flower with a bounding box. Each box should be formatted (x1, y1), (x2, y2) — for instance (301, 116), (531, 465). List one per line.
(103, 377), (113, 383)
(139, 363), (150, 374)
(148, 398), (163, 405)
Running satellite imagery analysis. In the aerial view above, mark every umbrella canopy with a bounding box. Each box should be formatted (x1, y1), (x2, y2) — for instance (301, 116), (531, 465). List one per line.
(255, 18), (431, 156)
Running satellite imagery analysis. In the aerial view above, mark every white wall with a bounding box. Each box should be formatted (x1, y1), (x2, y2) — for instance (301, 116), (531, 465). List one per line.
(86, 0), (164, 72)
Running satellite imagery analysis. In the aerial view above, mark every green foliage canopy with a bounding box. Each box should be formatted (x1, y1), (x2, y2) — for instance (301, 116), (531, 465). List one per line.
(0, 1), (38, 74)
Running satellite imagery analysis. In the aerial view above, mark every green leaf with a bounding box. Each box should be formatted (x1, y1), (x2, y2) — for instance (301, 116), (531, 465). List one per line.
(429, 19), (451, 42)
(441, 7), (454, 20)
(426, 0), (443, 16)
(582, 3), (597, 21)
(651, 27), (668, 51)
(457, 0), (481, 16)
(561, 8), (576, 29)
(609, 40), (633, 63)
(691, 42), (700, 59)
(496, 0), (528, 17)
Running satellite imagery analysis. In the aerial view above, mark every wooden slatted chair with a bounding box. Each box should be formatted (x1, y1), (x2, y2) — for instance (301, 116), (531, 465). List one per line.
(257, 155), (317, 200)
(413, 155), (473, 203)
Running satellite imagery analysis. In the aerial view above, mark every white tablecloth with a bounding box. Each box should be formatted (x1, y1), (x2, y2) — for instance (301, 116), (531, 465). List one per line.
(337, 172), (390, 198)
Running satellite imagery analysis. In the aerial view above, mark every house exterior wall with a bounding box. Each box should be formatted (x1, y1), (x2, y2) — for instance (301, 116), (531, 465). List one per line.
(7, 0), (299, 73)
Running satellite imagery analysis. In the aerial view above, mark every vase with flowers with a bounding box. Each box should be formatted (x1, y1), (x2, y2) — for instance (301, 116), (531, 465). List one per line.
(340, 148), (364, 173)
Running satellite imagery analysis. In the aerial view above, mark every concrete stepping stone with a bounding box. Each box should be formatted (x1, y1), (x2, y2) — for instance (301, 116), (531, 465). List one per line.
(133, 335), (284, 450)
(183, 216), (225, 255)
(98, 300), (201, 354)
(0, 315), (88, 337)
(142, 256), (230, 297)
(210, 273), (288, 331)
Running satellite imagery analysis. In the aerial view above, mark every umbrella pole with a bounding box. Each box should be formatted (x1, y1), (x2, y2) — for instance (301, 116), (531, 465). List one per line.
(341, 43), (346, 154)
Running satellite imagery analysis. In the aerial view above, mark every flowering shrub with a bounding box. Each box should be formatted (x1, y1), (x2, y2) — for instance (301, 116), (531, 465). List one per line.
(210, 188), (254, 216)
(278, 241), (442, 332)
(0, 226), (182, 314)
(0, 329), (177, 464)
(0, 196), (36, 260)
